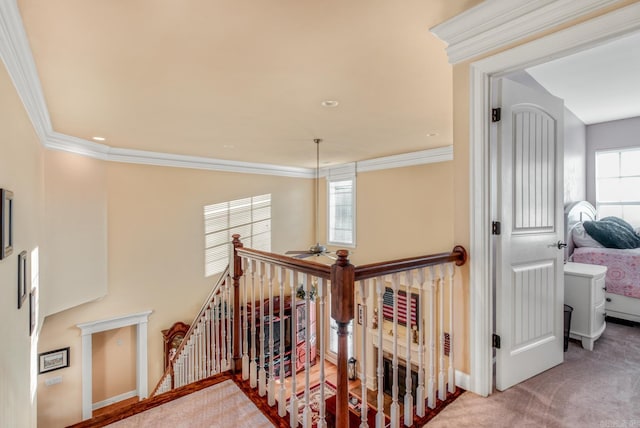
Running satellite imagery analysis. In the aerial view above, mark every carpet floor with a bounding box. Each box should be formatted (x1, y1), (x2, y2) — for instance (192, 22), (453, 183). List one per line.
(106, 380), (274, 428)
(427, 319), (640, 428)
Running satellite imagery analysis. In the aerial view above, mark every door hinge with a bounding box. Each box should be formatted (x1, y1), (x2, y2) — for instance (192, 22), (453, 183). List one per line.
(492, 221), (501, 235)
(492, 108), (501, 122)
(492, 333), (501, 349)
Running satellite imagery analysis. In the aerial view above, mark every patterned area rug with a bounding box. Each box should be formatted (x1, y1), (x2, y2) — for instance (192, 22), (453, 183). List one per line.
(287, 382), (336, 427)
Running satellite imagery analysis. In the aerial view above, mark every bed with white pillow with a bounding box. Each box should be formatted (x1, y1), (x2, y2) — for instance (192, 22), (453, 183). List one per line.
(565, 201), (640, 322)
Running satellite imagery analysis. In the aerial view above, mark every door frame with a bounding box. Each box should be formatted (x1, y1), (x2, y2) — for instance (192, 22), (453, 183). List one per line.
(468, 5), (640, 396)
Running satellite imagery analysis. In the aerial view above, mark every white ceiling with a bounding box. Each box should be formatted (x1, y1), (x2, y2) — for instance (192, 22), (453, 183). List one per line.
(527, 31), (640, 125)
(17, 0), (481, 169)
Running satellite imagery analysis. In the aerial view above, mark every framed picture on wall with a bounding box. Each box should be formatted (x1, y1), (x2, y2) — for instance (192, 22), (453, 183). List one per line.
(18, 251), (27, 309)
(38, 347), (70, 374)
(0, 189), (13, 260)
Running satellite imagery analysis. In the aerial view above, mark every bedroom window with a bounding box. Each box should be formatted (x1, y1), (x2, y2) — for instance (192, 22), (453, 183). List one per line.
(203, 194), (271, 277)
(327, 163), (356, 246)
(595, 148), (640, 226)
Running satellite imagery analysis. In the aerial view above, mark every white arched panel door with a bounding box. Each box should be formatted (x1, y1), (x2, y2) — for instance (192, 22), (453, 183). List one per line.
(494, 78), (565, 391)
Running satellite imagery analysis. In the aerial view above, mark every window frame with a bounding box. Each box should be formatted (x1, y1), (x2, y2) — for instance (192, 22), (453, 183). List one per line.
(595, 148), (640, 224)
(326, 163), (356, 247)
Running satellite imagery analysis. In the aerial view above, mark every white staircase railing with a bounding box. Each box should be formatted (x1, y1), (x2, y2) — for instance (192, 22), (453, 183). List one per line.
(151, 266), (233, 396)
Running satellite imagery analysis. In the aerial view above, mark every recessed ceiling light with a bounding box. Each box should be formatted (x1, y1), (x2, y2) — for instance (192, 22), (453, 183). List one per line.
(321, 100), (339, 108)
(426, 132), (438, 137)
(92, 136), (106, 141)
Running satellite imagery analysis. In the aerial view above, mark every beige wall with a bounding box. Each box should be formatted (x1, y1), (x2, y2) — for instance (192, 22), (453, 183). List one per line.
(37, 161), (314, 427)
(44, 150), (108, 316)
(0, 61), (44, 428)
(351, 162), (454, 264)
(92, 326), (137, 403)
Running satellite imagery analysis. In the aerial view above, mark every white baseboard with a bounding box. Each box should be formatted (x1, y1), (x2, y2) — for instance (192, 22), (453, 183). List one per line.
(455, 370), (470, 391)
(92, 389), (137, 411)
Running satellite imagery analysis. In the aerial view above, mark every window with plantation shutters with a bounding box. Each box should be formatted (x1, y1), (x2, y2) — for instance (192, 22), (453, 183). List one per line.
(204, 194), (271, 277)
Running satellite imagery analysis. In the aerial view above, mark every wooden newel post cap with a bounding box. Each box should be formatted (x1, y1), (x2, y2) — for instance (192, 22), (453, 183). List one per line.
(336, 249), (349, 264)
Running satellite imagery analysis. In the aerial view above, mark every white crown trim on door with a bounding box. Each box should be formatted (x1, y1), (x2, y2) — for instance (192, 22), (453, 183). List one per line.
(430, 0), (623, 65)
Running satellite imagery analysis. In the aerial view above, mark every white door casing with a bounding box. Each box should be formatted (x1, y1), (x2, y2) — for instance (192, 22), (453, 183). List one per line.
(494, 78), (564, 391)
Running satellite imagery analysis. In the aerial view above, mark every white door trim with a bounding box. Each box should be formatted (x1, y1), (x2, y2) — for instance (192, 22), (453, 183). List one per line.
(468, 3), (640, 396)
(77, 310), (153, 420)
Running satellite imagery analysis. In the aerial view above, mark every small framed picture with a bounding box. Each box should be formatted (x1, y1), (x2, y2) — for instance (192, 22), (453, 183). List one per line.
(357, 303), (364, 325)
(0, 188), (13, 260)
(18, 251), (27, 309)
(38, 347), (70, 374)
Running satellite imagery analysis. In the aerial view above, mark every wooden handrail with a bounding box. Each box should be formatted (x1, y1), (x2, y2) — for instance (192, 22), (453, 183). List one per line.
(234, 247), (332, 279)
(354, 245), (468, 281)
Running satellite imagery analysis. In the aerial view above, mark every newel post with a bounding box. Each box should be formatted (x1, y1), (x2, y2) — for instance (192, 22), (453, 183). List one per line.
(331, 249), (355, 428)
(232, 234), (244, 373)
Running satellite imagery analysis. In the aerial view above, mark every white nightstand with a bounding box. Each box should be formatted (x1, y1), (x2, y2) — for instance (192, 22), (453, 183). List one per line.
(564, 262), (607, 351)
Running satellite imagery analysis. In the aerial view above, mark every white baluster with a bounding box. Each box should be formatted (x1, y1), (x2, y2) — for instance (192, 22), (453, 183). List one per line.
(208, 307), (213, 374)
(317, 277), (328, 428)
(437, 264), (446, 401)
(404, 271), (414, 427)
(359, 279), (369, 428)
(249, 260), (258, 388)
(390, 273), (400, 428)
(221, 287), (228, 371)
(427, 266), (436, 409)
(242, 258), (250, 380)
(195, 323), (201, 380)
(267, 265), (276, 407)
(205, 307), (211, 377)
(213, 294), (222, 373)
(415, 268), (426, 417)
(289, 271), (299, 428)
(447, 263), (456, 394)
(302, 274), (312, 428)
(257, 262), (267, 396)
(277, 267), (287, 417)
(376, 276), (386, 428)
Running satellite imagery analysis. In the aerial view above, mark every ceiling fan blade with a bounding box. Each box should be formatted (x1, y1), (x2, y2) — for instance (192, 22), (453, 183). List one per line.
(285, 250), (310, 255)
(293, 253), (314, 259)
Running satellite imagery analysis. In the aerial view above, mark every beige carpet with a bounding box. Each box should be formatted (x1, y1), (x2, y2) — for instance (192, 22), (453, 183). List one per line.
(428, 319), (640, 427)
(106, 380), (273, 428)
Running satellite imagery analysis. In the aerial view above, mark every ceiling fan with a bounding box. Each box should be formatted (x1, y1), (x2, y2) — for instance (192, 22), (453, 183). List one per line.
(285, 138), (334, 260)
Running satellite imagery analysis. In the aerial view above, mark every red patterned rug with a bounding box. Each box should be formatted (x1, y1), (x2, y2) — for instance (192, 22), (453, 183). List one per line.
(287, 382), (336, 427)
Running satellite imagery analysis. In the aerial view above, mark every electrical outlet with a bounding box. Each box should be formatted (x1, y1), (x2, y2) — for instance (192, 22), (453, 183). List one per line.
(45, 376), (62, 386)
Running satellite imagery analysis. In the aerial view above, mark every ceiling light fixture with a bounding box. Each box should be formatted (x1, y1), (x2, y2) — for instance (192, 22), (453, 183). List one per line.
(426, 132), (439, 137)
(321, 100), (339, 108)
(92, 136), (106, 141)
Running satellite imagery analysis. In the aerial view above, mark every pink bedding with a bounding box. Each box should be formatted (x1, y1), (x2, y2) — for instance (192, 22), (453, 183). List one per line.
(572, 247), (640, 298)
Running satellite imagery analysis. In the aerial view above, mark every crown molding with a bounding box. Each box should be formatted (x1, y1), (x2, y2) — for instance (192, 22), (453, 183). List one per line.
(106, 146), (315, 178)
(430, 0), (623, 65)
(356, 145), (453, 173)
(1, 0), (453, 178)
(0, 0), (52, 141)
